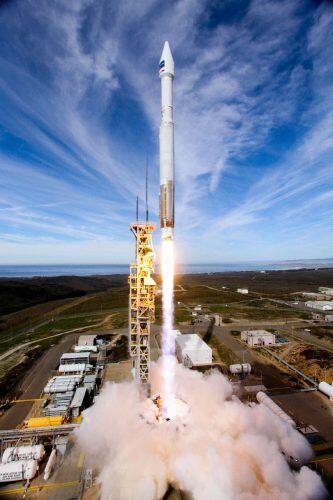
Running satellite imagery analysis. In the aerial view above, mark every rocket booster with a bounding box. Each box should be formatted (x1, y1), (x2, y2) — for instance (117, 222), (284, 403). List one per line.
(159, 41), (175, 240)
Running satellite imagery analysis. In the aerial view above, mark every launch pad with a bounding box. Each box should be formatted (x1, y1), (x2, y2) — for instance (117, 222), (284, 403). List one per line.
(141, 393), (189, 425)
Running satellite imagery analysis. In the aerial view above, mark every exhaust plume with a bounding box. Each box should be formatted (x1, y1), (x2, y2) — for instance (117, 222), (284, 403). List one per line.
(161, 238), (175, 419)
(77, 362), (327, 500)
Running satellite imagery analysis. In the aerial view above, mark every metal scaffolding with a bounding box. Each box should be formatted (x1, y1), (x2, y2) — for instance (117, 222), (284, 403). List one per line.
(129, 222), (156, 391)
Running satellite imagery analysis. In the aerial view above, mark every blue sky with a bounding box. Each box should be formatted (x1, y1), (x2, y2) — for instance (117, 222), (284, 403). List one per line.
(0, 0), (332, 264)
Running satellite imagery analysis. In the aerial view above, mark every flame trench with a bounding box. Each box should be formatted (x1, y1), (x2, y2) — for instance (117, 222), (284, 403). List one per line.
(161, 238), (175, 419)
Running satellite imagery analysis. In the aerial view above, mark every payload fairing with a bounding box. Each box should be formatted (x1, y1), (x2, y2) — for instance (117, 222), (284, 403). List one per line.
(159, 41), (175, 241)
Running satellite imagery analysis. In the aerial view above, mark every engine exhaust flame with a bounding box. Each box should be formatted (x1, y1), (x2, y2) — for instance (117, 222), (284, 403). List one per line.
(161, 238), (175, 419)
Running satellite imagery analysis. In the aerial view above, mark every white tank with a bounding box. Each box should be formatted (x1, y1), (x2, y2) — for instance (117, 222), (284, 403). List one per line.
(43, 449), (57, 481)
(2, 445), (45, 463)
(0, 460), (38, 482)
(318, 381), (333, 399)
(229, 363), (251, 374)
(256, 391), (296, 428)
(58, 363), (87, 373)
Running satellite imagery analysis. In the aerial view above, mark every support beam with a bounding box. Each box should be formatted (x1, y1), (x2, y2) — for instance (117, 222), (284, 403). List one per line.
(129, 222), (156, 393)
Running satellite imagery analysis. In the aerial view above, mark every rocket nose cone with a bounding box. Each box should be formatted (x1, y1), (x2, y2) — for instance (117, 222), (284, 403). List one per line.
(159, 41), (174, 77)
(161, 41), (172, 59)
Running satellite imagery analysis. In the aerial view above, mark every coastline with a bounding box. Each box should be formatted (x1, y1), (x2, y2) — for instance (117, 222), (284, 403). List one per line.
(0, 259), (332, 278)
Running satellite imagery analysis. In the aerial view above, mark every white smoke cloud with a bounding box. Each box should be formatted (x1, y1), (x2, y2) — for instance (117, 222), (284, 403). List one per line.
(77, 361), (327, 499)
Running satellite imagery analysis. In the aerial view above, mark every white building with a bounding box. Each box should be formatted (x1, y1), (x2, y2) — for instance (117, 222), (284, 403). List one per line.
(241, 330), (275, 347)
(60, 352), (90, 365)
(175, 334), (212, 366)
(237, 288), (248, 295)
(319, 287), (333, 296)
(325, 314), (333, 322)
(305, 301), (333, 311)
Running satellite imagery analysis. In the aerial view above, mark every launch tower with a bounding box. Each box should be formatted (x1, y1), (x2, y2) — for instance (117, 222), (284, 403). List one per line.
(129, 221), (156, 391)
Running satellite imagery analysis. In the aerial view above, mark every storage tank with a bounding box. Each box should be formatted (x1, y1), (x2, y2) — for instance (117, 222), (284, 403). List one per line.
(2, 445), (44, 463)
(0, 460), (38, 482)
(43, 449), (57, 481)
(318, 381), (333, 399)
(229, 363), (251, 374)
(256, 391), (296, 428)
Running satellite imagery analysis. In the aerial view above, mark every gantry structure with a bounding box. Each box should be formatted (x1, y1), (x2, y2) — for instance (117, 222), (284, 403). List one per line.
(129, 221), (156, 391)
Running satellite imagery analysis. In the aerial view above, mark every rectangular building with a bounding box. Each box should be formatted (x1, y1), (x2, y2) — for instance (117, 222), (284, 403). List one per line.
(305, 301), (333, 311)
(175, 334), (212, 366)
(237, 288), (248, 295)
(241, 330), (275, 347)
(70, 387), (88, 417)
(60, 352), (90, 365)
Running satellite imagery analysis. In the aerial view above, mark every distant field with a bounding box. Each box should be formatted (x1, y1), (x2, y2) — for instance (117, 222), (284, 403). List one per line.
(0, 313), (106, 356)
(63, 289), (128, 314)
(1, 267), (332, 318)
(0, 267), (331, 402)
(209, 303), (310, 321)
(0, 296), (81, 333)
(177, 268), (333, 296)
(0, 274), (128, 316)
(175, 286), (241, 304)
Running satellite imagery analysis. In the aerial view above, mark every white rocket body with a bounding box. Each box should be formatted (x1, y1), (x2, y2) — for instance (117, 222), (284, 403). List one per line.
(159, 41), (175, 241)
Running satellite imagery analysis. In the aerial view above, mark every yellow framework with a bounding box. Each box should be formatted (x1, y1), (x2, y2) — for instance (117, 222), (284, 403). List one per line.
(129, 222), (156, 388)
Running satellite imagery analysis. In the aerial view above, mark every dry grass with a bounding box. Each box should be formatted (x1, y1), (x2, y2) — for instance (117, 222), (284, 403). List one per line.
(277, 342), (333, 382)
(104, 360), (132, 383)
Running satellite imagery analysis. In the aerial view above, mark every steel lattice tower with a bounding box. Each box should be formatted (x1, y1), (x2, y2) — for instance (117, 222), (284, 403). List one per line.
(129, 222), (156, 391)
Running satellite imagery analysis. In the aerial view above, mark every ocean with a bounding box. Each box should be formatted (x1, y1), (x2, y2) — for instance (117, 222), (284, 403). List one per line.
(0, 259), (332, 278)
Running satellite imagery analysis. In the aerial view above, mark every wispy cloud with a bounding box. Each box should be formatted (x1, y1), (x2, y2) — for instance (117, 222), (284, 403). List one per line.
(0, 0), (332, 263)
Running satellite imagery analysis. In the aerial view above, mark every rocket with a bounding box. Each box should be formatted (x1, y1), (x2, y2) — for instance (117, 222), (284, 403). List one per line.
(159, 41), (175, 241)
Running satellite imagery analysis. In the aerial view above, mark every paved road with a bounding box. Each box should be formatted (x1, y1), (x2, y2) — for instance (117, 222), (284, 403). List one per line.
(0, 333), (78, 429)
(213, 325), (298, 390)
